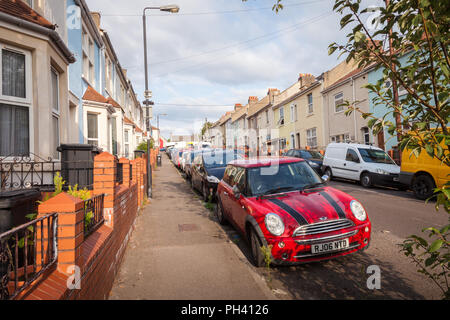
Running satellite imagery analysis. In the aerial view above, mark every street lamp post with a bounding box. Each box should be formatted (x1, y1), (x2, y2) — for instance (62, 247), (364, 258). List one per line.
(142, 4), (179, 198)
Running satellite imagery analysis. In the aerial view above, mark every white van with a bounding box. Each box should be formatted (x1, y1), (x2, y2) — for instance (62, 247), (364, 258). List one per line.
(322, 143), (403, 189)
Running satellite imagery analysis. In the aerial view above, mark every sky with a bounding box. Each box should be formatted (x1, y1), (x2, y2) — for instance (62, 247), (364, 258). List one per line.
(86, 0), (380, 139)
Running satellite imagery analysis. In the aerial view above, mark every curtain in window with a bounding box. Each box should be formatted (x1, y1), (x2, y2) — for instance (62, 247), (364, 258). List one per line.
(0, 104), (29, 156)
(2, 50), (26, 98)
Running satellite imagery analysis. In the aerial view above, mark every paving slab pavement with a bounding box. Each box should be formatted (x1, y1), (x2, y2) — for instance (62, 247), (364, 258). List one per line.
(108, 154), (275, 300)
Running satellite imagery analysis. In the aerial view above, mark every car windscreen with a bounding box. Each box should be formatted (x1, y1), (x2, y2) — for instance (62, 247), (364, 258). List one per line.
(300, 150), (323, 160)
(358, 148), (395, 164)
(203, 152), (243, 169)
(247, 161), (322, 197)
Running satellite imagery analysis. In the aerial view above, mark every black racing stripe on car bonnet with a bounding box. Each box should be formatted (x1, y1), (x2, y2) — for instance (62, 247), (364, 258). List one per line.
(268, 198), (309, 225)
(320, 192), (347, 219)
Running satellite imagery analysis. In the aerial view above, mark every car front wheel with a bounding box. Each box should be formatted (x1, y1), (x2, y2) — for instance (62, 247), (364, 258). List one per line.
(360, 172), (372, 188)
(249, 228), (265, 268)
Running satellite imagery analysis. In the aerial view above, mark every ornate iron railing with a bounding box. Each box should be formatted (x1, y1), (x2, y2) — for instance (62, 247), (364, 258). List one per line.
(0, 153), (94, 192)
(0, 153), (59, 191)
(0, 213), (58, 300)
(116, 162), (123, 185)
(84, 194), (105, 238)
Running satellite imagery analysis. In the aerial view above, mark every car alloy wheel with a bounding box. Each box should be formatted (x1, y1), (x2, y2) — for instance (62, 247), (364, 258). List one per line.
(250, 228), (265, 268)
(360, 172), (372, 188)
(215, 200), (227, 225)
(412, 174), (435, 200)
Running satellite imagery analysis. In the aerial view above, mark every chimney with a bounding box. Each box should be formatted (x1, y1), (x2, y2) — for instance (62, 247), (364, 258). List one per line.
(122, 68), (128, 78)
(267, 88), (280, 103)
(234, 103), (243, 111)
(90, 12), (101, 30)
(248, 96), (258, 106)
(298, 73), (315, 89)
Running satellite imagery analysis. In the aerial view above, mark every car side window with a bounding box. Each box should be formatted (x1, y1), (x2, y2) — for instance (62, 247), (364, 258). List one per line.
(346, 149), (360, 163)
(223, 166), (233, 185)
(234, 168), (246, 193)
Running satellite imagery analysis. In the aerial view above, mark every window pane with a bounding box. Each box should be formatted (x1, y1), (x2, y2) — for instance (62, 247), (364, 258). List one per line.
(2, 50), (26, 98)
(0, 104), (29, 156)
(87, 113), (98, 139)
(51, 69), (59, 112)
(52, 115), (59, 159)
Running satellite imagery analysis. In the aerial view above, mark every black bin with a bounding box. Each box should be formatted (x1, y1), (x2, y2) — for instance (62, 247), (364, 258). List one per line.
(0, 189), (41, 234)
(57, 144), (101, 190)
(157, 154), (162, 167)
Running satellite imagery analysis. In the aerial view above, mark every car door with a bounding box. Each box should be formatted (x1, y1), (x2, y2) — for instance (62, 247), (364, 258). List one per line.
(344, 148), (362, 181)
(228, 167), (248, 233)
(219, 165), (237, 221)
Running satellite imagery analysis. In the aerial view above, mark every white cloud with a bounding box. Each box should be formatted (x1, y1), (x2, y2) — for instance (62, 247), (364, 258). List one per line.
(86, 0), (359, 138)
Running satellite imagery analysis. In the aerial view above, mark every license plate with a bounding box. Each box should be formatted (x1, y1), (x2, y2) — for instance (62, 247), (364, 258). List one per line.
(311, 239), (349, 254)
(393, 177), (399, 182)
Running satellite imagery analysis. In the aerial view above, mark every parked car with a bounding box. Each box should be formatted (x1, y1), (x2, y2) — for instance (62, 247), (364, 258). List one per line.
(400, 141), (450, 200)
(181, 151), (190, 172)
(215, 157), (371, 266)
(191, 150), (244, 201)
(284, 149), (324, 174)
(184, 149), (212, 180)
(322, 143), (403, 189)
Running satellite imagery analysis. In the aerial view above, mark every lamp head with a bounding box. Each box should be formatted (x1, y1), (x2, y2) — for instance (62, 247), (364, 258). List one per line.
(160, 5), (179, 13)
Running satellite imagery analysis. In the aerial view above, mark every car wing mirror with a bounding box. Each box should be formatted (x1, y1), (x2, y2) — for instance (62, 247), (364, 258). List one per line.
(321, 175), (330, 183)
(232, 185), (242, 199)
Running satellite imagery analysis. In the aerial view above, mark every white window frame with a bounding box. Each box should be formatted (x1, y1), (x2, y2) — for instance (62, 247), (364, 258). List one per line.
(51, 67), (60, 160)
(87, 113), (99, 146)
(307, 93), (313, 114)
(124, 129), (130, 157)
(307, 128), (317, 148)
(82, 26), (95, 86)
(279, 107), (284, 126)
(0, 43), (33, 157)
(291, 104), (295, 123)
(334, 92), (344, 113)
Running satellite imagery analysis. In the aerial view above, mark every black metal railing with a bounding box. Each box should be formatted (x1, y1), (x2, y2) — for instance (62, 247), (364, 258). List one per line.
(84, 194), (105, 238)
(116, 162), (123, 185)
(0, 153), (94, 192)
(0, 213), (58, 300)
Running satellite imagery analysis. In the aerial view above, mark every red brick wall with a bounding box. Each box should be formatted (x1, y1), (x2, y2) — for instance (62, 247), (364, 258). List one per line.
(16, 152), (145, 300)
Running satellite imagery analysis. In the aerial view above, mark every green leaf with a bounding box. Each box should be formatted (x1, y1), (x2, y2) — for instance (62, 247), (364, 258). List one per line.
(429, 239), (444, 252)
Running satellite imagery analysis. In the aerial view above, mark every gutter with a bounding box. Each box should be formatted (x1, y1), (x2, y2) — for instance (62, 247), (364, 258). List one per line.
(0, 12), (75, 64)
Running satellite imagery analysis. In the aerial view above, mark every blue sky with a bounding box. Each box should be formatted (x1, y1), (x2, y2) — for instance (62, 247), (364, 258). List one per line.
(86, 0), (379, 138)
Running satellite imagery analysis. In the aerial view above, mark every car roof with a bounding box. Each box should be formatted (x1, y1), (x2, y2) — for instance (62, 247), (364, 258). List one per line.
(327, 143), (383, 151)
(229, 156), (303, 168)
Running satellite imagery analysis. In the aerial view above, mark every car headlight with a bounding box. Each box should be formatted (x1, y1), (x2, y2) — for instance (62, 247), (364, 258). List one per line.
(350, 200), (367, 221)
(376, 168), (389, 175)
(265, 213), (285, 236)
(207, 176), (220, 184)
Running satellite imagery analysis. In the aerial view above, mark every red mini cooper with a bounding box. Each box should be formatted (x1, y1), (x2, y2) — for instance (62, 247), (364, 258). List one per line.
(215, 157), (371, 266)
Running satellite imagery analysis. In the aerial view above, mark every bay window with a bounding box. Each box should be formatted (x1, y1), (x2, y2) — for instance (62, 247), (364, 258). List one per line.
(87, 113), (99, 146)
(0, 44), (32, 156)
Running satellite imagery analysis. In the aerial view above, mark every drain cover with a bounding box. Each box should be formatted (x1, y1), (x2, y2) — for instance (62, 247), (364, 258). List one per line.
(178, 224), (200, 232)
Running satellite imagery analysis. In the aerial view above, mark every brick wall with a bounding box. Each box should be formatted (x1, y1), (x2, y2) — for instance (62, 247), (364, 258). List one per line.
(15, 151), (147, 300)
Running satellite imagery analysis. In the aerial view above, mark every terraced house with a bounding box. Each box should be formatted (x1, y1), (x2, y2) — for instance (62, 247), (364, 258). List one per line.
(0, 0), (75, 160)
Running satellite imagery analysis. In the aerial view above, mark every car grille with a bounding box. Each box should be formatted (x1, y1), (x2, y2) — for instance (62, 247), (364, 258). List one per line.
(293, 219), (354, 237)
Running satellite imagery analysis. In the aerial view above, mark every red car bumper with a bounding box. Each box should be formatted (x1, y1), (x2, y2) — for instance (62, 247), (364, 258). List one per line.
(265, 221), (371, 265)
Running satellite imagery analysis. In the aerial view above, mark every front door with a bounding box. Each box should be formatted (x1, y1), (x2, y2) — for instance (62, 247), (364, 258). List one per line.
(377, 130), (385, 150)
